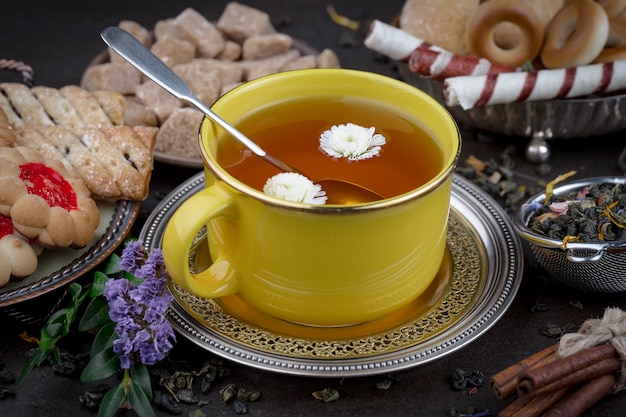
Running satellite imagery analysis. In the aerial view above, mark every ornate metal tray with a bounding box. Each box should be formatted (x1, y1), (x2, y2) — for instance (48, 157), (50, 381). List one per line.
(140, 172), (523, 377)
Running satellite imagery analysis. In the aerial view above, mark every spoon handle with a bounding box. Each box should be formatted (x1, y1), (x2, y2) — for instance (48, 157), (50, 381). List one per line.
(100, 26), (269, 158)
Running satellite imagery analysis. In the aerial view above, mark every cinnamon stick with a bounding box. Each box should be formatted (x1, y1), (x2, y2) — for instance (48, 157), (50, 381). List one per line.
(530, 357), (621, 397)
(542, 373), (618, 417)
(517, 344), (617, 396)
(498, 387), (571, 417)
(490, 343), (558, 400)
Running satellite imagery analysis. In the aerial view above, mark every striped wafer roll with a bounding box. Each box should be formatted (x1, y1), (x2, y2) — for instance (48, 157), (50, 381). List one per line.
(444, 60), (626, 110)
(408, 48), (517, 81)
(364, 20), (517, 80)
(364, 19), (445, 61)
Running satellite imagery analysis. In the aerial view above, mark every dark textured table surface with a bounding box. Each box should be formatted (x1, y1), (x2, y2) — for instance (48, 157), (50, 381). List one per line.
(1, 1), (626, 416)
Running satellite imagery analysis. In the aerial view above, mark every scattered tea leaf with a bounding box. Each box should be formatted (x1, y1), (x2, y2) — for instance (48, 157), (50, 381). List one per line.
(312, 387), (340, 403)
(449, 369), (485, 391)
(233, 398), (249, 415)
(376, 379), (393, 390)
(530, 301), (548, 313)
(219, 383), (236, 403)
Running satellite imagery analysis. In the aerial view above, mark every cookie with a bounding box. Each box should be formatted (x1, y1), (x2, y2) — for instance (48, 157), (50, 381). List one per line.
(0, 146), (100, 249)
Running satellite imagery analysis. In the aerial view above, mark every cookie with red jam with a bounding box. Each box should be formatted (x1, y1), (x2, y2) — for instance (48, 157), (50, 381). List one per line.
(0, 146), (100, 250)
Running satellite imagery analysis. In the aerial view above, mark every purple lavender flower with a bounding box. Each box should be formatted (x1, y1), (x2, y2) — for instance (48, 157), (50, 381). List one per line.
(105, 241), (176, 369)
(118, 240), (146, 275)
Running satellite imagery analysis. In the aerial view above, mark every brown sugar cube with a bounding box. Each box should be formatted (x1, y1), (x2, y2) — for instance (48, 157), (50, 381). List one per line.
(280, 54), (317, 71)
(216, 40), (242, 61)
(316, 49), (341, 68)
(242, 33), (293, 61)
(150, 36), (196, 67)
(173, 8), (225, 58)
(154, 18), (178, 41)
(173, 64), (221, 107)
(80, 62), (142, 95)
(177, 58), (244, 86)
(155, 107), (204, 159)
(123, 96), (158, 127)
(135, 81), (181, 124)
(220, 82), (243, 97)
(216, 2), (276, 43)
(240, 49), (300, 81)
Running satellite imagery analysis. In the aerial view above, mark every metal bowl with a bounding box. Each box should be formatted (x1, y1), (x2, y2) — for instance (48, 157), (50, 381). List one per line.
(397, 62), (626, 162)
(513, 176), (626, 292)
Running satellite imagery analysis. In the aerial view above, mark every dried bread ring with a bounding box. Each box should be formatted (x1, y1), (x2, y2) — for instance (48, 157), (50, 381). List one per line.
(540, 0), (609, 68)
(465, 0), (544, 67)
(598, 0), (626, 17)
(594, 17), (626, 62)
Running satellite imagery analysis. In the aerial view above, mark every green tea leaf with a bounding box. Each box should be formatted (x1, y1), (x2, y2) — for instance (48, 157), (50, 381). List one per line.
(130, 364), (153, 402)
(97, 384), (126, 417)
(79, 296), (111, 332)
(80, 346), (120, 382)
(128, 379), (156, 417)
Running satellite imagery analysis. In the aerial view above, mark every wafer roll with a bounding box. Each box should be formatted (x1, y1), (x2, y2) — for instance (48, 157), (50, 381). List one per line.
(444, 60), (626, 110)
(408, 48), (517, 81)
(364, 19), (445, 61)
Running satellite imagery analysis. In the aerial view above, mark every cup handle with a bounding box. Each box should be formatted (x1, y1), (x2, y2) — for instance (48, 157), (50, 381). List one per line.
(162, 183), (240, 298)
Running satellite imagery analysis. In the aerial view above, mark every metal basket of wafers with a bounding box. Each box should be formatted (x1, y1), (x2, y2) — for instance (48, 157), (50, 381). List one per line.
(513, 176), (626, 293)
(397, 62), (626, 162)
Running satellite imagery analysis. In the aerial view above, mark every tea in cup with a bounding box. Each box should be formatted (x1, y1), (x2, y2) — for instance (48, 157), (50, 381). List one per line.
(162, 69), (460, 327)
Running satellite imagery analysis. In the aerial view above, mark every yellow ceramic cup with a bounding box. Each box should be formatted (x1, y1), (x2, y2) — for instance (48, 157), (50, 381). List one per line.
(162, 69), (460, 327)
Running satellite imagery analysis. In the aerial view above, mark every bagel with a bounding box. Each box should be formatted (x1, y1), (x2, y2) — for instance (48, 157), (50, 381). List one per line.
(594, 17), (626, 62)
(493, 0), (565, 49)
(597, 0), (626, 17)
(465, 0), (544, 67)
(541, 0), (609, 68)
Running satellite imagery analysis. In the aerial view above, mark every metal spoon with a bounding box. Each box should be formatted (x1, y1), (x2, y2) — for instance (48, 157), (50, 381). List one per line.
(100, 26), (383, 204)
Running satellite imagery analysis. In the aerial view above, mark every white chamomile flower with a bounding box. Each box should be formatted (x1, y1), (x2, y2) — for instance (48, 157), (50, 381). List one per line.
(319, 123), (386, 161)
(263, 172), (327, 204)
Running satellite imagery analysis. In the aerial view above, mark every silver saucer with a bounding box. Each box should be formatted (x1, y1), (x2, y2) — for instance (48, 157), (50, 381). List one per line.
(140, 172), (523, 377)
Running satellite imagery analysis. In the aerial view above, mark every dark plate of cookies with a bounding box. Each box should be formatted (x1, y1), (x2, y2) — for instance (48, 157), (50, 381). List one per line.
(0, 199), (140, 307)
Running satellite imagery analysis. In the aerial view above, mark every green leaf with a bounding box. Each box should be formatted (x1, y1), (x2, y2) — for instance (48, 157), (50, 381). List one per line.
(43, 321), (64, 338)
(128, 379), (156, 417)
(79, 296), (111, 332)
(68, 282), (83, 302)
(130, 364), (153, 402)
(18, 349), (48, 384)
(90, 322), (117, 357)
(90, 271), (110, 298)
(80, 346), (120, 382)
(97, 384), (126, 417)
(103, 254), (123, 276)
(126, 271), (143, 286)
